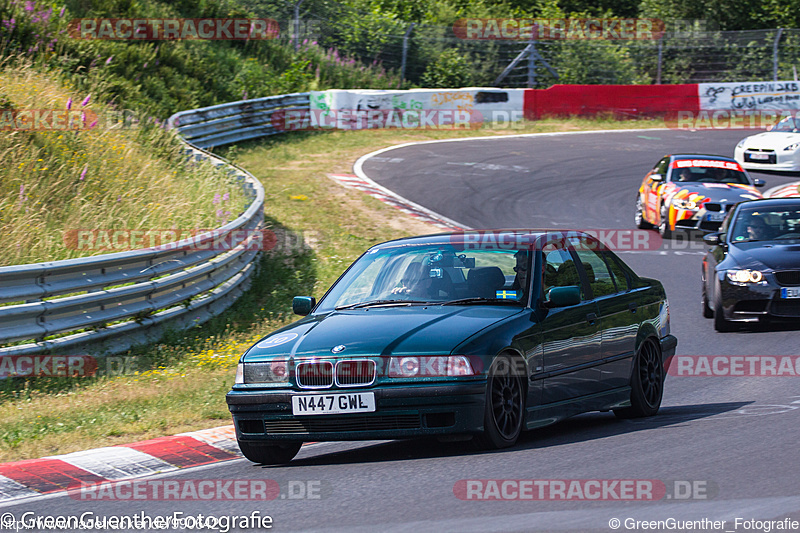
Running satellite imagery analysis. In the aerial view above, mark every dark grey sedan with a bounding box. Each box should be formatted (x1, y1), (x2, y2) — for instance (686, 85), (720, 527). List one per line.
(702, 198), (800, 331)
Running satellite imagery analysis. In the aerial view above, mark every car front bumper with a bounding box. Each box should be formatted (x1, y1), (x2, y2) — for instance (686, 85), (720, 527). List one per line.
(719, 277), (800, 321)
(735, 147), (800, 171)
(227, 382), (487, 442)
(672, 207), (727, 232)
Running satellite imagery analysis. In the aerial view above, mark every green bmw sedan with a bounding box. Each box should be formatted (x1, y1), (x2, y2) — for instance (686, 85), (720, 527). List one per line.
(227, 230), (677, 464)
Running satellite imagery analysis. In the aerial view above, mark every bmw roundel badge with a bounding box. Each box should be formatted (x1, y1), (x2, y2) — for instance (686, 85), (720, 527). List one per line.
(331, 345), (346, 353)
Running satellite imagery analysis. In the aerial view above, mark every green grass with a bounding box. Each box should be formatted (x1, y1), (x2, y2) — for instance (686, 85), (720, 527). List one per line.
(0, 115), (663, 462)
(0, 66), (248, 267)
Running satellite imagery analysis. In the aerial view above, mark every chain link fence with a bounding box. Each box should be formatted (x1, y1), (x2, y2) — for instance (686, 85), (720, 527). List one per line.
(241, 0), (800, 88)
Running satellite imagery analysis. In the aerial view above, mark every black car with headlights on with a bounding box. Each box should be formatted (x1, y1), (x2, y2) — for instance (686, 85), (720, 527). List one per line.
(227, 230), (677, 464)
(702, 198), (800, 331)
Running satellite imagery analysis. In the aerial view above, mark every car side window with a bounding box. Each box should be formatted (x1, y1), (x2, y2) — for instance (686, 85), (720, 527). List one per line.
(655, 157), (669, 176)
(543, 243), (586, 300)
(604, 252), (631, 292)
(573, 249), (617, 298)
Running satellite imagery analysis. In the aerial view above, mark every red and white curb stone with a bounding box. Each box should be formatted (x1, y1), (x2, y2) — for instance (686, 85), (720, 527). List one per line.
(765, 182), (800, 198)
(328, 174), (466, 231)
(0, 425), (240, 503)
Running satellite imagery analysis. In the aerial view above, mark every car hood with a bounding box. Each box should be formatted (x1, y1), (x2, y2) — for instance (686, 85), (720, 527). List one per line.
(729, 241), (800, 270)
(740, 132), (800, 150)
(243, 305), (524, 361)
(667, 182), (762, 204)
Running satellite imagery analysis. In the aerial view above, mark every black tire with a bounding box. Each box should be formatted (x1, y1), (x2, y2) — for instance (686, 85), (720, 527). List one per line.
(658, 204), (672, 239)
(635, 196), (653, 229)
(614, 339), (664, 419)
(475, 355), (525, 450)
(701, 279), (713, 319)
(238, 441), (302, 465)
(713, 290), (734, 332)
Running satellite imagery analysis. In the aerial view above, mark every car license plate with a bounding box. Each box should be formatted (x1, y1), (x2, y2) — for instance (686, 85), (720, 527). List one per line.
(291, 392), (375, 416)
(748, 153), (769, 160)
(706, 212), (725, 222)
(781, 288), (800, 299)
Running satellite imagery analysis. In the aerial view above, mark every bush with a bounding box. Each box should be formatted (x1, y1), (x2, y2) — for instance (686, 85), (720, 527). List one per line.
(419, 48), (472, 88)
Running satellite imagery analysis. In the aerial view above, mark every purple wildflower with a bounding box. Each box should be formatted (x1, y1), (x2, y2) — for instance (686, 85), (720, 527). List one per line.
(59, 6), (65, 17)
(142, 62), (147, 68)
(222, 192), (229, 202)
(80, 94), (91, 107)
(18, 184), (25, 204)
(105, 56), (113, 65)
(24, 1), (34, 12)
(213, 194), (221, 205)
(79, 165), (87, 180)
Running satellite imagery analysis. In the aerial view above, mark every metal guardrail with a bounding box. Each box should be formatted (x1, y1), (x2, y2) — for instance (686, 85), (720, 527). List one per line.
(0, 93), (311, 358)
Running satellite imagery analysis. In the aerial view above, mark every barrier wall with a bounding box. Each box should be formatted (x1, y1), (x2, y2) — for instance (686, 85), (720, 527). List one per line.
(523, 84), (700, 119)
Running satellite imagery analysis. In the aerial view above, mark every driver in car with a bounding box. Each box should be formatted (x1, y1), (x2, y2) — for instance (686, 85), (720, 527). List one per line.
(709, 166), (729, 182)
(746, 216), (773, 241)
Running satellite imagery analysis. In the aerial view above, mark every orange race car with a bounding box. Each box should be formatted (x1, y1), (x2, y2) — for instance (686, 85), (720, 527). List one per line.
(635, 154), (765, 238)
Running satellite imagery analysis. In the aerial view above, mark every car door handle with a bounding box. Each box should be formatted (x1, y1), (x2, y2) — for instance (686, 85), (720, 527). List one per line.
(586, 312), (597, 325)
(628, 302), (637, 313)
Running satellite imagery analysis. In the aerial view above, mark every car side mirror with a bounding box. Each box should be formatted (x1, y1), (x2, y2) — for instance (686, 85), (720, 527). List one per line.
(702, 233), (721, 245)
(292, 296), (316, 316)
(650, 173), (664, 182)
(753, 178), (766, 188)
(545, 286), (581, 308)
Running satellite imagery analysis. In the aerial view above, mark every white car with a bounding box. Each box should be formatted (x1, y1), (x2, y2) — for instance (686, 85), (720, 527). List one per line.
(734, 116), (800, 171)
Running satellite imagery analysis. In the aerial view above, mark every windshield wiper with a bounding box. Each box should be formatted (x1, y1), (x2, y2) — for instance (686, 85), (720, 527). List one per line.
(442, 297), (521, 306)
(335, 299), (432, 310)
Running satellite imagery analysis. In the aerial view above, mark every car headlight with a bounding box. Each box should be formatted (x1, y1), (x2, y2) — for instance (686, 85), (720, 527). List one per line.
(726, 269), (764, 283)
(240, 360), (290, 384)
(783, 142), (800, 151)
(672, 198), (698, 210)
(737, 139), (746, 148)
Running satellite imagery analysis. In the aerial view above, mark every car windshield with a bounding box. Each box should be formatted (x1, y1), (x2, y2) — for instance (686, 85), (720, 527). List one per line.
(730, 206), (800, 242)
(771, 116), (799, 132)
(671, 162), (750, 185)
(316, 244), (530, 312)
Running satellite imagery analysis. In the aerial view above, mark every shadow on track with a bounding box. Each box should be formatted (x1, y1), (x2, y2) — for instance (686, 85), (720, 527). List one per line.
(274, 401), (751, 468)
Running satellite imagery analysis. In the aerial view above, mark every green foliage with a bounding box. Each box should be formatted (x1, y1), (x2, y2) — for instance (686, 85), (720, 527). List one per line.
(420, 48), (473, 87)
(0, 0), (402, 120)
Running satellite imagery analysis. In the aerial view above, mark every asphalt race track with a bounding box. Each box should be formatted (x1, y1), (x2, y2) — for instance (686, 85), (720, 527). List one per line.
(3, 129), (800, 532)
